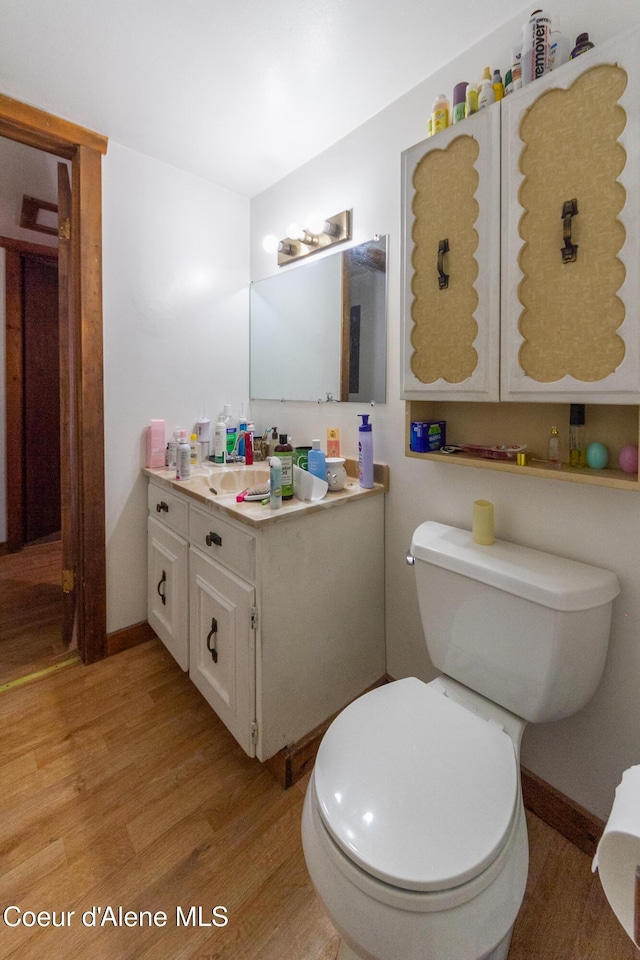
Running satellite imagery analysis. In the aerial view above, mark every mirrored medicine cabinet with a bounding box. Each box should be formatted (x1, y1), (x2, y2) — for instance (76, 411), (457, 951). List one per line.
(250, 235), (388, 403)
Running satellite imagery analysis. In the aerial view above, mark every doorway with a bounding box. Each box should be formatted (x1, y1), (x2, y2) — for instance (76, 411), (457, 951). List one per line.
(0, 94), (108, 665)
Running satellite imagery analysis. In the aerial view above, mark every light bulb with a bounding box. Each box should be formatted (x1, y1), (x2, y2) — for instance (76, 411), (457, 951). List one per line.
(286, 222), (304, 241)
(262, 234), (279, 254)
(306, 212), (326, 235)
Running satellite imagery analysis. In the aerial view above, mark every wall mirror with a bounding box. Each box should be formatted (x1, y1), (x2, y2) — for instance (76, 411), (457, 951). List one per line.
(250, 235), (387, 403)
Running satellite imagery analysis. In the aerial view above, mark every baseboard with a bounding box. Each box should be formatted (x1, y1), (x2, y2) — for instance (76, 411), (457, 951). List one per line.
(520, 766), (604, 857)
(264, 675), (392, 789)
(106, 620), (157, 657)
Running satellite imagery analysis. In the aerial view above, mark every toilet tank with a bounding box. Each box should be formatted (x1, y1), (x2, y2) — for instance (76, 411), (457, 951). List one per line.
(410, 522), (620, 723)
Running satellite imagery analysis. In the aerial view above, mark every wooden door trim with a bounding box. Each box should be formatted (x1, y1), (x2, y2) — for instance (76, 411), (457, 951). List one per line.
(1, 240), (58, 551)
(0, 97), (108, 664)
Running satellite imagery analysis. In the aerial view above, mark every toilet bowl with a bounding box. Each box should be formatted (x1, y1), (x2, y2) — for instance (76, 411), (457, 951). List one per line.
(302, 522), (620, 960)
(302, 677), (529, 960)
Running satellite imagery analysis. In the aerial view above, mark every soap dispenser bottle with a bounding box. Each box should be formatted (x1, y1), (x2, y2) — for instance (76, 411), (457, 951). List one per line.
(358, 414), (374, 488)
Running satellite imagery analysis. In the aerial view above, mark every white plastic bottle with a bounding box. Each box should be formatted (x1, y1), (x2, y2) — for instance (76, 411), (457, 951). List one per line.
(431, 94), (450, 134)
(549, 20), (570, 70)
(521, 9), (552, 85)
(222, 404), (237, 459)
(268, 457), (282, 509)
(358, 414), (374, 489)
(307, 439), (326, 481)
(213, 415), (226, 464)
(176, 430), (191, 480)
(168, 427), (181, 468)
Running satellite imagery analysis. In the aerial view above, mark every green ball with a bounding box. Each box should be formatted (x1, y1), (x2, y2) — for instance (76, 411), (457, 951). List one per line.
(586, 442), (608, 469)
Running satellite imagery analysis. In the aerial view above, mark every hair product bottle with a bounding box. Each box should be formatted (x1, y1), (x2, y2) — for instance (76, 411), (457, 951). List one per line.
(521, 9), (552, 85)
(274, 434), (294, 499)
(213, 415), (226, 464)
(176, 430), (191, 480)
(358, 414), (374, 489)
(268, 457), (282, 509)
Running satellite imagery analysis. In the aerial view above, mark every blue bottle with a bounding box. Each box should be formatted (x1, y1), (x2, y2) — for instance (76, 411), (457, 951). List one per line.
(307, 439), (327, 482)
(358, 414), (374, 488)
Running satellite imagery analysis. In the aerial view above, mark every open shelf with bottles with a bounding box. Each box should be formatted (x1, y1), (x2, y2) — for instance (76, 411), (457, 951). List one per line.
(405, 401), (640, 491)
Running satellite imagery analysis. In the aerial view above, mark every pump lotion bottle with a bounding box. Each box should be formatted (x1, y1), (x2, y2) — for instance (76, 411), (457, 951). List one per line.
(358, 414), (374, 488)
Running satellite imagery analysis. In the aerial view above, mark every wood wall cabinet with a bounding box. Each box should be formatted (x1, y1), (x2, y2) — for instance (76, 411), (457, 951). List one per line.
(401, 107), (501, 401)
(401, 27), (640, 487)
(147, 474), (386, 760)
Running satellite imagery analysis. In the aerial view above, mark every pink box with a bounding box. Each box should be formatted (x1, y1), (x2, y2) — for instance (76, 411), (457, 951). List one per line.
(147, 419), (166, 468)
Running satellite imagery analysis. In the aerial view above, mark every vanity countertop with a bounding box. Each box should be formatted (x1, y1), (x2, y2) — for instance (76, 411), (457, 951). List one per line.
(144, 459), (388, 529)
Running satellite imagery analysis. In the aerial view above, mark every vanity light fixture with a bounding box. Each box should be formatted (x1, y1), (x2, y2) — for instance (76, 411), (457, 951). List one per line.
(270, 210), (351, 266)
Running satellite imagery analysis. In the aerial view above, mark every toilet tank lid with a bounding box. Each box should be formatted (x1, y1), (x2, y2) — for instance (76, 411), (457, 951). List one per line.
(411, 522), (620, 612)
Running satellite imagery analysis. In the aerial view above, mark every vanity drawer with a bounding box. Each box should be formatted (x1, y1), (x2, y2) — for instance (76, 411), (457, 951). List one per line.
(189, 505), (256, 582)
(147, 482), (189, 538)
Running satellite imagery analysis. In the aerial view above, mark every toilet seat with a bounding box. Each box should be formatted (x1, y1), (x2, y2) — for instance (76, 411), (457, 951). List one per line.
(314, 678), (519, 893)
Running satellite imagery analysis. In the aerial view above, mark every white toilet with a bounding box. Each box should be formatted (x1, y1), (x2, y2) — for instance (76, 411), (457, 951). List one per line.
(302, 521), (620, 960)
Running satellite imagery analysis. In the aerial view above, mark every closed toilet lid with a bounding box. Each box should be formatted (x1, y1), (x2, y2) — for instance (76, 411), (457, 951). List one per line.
(314, 678), (518, 892)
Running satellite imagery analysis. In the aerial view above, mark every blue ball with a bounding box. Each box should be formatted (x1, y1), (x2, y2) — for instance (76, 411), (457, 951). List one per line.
(586, 441), (608, 470)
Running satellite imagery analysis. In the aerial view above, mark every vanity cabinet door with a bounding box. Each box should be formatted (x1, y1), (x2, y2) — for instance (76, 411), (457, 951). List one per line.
(189, 547), (256, 757)
(501, 30), (640, 403)
(401, 107), (501, 401)
(147, 516), (189, 671)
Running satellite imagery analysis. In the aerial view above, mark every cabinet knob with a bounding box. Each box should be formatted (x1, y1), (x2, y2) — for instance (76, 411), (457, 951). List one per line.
(156, 501), (169, 513)
(206, 531), (223, 547)
(437, 238), (449, 290)
(561, 198), (579, 263)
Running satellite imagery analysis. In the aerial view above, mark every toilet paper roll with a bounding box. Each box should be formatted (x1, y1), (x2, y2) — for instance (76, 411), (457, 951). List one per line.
(472, 499), (494, 545)
(593, 764), (640, 946)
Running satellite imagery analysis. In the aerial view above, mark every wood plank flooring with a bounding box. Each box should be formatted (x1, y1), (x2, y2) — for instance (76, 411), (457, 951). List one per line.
(0, 540), (74, 687)
(0, 638), (637, 960)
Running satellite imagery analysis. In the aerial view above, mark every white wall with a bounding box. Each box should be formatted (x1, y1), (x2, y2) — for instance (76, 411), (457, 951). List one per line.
(102, 142), (249, 632)
(250, 0), (640, 819)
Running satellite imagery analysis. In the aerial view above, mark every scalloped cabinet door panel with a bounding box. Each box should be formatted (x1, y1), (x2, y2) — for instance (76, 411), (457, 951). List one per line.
(501, 29), (640, 402)
(401, 108), (501, 400)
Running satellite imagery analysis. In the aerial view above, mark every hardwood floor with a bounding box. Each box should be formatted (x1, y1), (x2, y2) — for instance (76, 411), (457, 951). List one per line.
(0, 638), (637, 960)
(0, 540), (75, 688)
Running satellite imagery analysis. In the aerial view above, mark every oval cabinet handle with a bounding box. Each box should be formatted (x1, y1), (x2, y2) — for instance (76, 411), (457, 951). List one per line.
(437, 238), (449, 290)
(561, 198), (578, 263)
(206, 531), (223, 547)
(157, 570), (167, 605)
(207, 617), (218, 663)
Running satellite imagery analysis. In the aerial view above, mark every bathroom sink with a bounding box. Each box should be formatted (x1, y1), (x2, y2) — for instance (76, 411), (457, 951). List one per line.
(201, 464), (269, 494)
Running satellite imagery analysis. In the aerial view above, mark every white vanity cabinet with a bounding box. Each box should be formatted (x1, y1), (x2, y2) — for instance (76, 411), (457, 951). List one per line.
(146, 471), (386, 762)
(147, 482), (189, 671)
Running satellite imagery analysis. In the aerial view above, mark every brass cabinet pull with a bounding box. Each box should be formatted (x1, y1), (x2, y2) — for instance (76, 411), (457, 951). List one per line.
(437, 238), (449, 289)
(156, 501), (169, 513)
(207, 617), (218, 662)
(206, 531), (222, 547)
(157, 570), (167, 606)
(561, 199), (579, 263)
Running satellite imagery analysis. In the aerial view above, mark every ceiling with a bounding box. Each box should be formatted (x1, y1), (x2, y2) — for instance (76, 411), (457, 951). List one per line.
(0, 0), (520, 198)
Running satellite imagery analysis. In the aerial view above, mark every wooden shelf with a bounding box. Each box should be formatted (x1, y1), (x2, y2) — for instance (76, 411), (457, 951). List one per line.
(406, 401), (640, 491)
